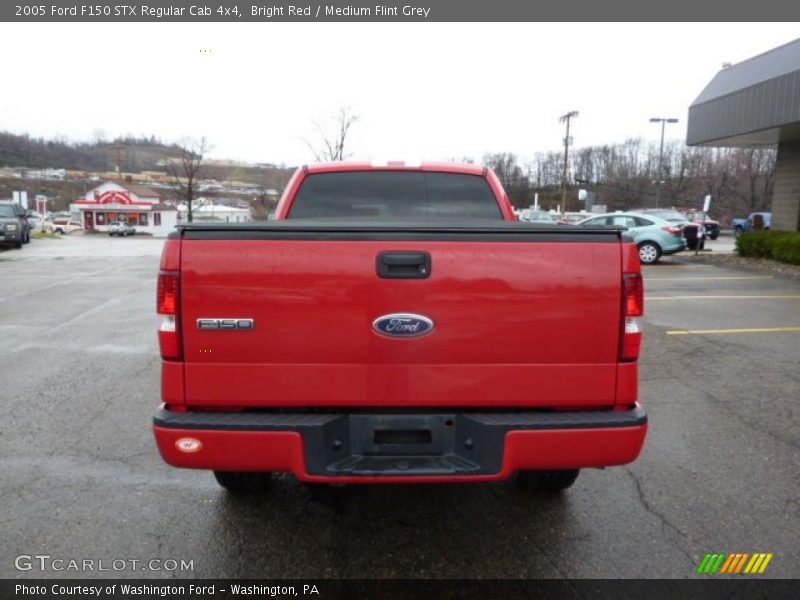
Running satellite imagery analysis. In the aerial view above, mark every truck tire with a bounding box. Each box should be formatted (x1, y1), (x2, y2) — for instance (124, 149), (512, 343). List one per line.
(710, 232), (719, 240)
(637, 241), (661, 265)
(515, 469), (579, 492)
(213, 470), (272, 494)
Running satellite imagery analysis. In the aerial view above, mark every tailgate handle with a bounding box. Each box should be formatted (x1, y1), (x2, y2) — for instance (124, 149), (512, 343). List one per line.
(376, 251), (431, 279)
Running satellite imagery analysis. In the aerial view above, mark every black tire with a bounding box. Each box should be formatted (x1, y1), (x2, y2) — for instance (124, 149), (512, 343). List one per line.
(710, 232), (719, 240)
(515, 469), (580, 492)
(637, 241), (661, 265)
(14, 241), (22, 249)
(213, 470), (272, 494)
(22, 231), (30, 244)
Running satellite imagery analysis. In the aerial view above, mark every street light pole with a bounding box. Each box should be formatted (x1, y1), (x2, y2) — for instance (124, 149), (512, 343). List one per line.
(649, 117), (678, 208)
(559, 110), (579, 215)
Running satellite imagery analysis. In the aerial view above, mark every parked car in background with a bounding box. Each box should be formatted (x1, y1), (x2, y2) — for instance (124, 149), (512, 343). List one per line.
(732, 212), (771, 234)
(519, 210), (556, 224)
(576, 211), (686, 264)
(0, 202), (32, 248)
(634, 208), (704, 250)
(682, 210), (720, 240)
(108, 221), (136, 236)
(25, 213), (42, 230)
(48, 218), (82, 235)
(556, 212), (589, 225)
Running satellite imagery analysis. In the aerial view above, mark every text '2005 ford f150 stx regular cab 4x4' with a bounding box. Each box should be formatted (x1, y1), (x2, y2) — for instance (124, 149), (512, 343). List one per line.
(152, 162), (647, 493)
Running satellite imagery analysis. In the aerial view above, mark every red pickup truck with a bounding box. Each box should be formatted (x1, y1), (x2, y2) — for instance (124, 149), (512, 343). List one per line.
(153, 162), (647, 493)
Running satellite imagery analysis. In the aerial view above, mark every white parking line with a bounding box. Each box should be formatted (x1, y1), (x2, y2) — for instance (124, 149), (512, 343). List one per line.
(648, 295), (800, 301)
(667, 326), (800, 336)
(645, 276), (774, 282)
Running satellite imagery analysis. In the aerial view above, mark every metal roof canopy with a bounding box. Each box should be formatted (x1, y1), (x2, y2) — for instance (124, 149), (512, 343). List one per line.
(687, 38), (800, 147)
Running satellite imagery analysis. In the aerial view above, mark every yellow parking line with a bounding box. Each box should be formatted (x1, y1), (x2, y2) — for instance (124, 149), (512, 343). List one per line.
(646, 276), (774, 281)
(667, 326), (800, 336)
(648, 295), (800, 301)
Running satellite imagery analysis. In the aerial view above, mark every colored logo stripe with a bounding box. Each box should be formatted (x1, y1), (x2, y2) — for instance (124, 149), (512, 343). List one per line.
(745, 553), (774, 574)
(698, 552), (773, 574)
(719, 554), (736, 573)
(697, 553), (726, 574)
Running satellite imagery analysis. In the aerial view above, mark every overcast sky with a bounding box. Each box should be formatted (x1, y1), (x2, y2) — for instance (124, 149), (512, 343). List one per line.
(1, 23), (797, 166)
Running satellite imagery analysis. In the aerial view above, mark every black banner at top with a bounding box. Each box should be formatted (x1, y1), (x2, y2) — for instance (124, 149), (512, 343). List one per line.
(4, 0), (800, 22)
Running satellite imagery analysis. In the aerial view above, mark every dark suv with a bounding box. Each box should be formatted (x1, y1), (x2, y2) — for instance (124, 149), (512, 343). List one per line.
(0, 202), (32, 248)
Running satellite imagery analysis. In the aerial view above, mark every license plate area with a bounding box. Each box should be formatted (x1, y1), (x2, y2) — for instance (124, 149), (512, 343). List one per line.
(373, 428), (432, 445)
(309, 413), (507, 476)
(357, 415), (449, 456)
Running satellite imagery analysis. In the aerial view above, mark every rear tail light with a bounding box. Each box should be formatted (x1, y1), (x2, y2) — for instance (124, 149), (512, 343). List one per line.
(157, 270), (182, 360)
(662, 226), (681, 236)
(620, 273), (643, 362)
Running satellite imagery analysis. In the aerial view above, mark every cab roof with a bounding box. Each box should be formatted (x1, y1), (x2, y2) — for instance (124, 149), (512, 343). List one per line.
(303, 161), (487, 176)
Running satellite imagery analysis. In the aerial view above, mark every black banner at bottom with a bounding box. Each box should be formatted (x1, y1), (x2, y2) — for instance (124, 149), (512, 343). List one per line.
(3, 579), (799, 600)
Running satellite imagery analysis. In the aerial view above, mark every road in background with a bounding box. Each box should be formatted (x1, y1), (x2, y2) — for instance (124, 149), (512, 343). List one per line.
(1, 236), (797, 578)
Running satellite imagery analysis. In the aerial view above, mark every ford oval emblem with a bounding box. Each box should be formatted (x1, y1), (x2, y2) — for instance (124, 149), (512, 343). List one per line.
(373, 313), (434, 338)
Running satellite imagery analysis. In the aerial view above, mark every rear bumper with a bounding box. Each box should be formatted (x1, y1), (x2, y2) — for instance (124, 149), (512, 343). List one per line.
(153, 405), (647, 483)
(662, 239), (688, 255)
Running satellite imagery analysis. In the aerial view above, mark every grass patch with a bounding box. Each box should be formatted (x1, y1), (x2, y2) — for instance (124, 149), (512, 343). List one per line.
(736, 231), (800, 265)
(31, 231), (61, 240)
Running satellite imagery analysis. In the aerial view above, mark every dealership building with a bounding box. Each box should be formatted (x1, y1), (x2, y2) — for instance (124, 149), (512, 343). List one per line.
(687, 38), (800, 231)
(72, 182), (177, 237)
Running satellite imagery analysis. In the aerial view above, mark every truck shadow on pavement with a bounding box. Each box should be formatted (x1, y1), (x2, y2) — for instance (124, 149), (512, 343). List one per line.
(205, 476), (578, 578)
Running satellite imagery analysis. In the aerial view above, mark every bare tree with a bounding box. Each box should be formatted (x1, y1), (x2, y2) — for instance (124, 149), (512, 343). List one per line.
(169, 137), (210, 223)
(730, 148), (777, 212)
(305, 107), (360, 162)
(483, 153), (526, 190)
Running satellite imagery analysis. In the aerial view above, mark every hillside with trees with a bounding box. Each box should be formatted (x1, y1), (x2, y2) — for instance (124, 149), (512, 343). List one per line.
(0, 131), (188, 172)
(483, 140), (776, 223)
(1, 129), (775, 224)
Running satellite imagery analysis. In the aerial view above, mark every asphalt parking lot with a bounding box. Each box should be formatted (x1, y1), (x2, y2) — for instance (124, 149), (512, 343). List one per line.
(1, 234), (798, 579)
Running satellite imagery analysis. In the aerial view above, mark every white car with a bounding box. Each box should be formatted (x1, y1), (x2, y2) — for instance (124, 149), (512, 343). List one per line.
(47, 218), (82, 234)
(108, 221), (136, 236)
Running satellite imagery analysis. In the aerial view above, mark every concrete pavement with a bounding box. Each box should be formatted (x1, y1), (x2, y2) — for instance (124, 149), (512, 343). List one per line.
(0, 235), (797, 579)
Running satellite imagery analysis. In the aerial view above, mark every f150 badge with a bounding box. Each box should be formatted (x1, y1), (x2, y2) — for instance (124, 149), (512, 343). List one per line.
(197, 318), (254, 330)
(372, 313), (434, 338)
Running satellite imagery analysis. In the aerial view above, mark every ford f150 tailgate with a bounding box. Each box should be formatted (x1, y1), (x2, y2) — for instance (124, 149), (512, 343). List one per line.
(174, 222), (625, 410)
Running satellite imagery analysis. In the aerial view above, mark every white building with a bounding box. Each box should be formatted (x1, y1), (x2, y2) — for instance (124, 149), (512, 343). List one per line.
(71, 182), (177, 237)
(19, 167), (66, 180)
(179, 201), (252, 223)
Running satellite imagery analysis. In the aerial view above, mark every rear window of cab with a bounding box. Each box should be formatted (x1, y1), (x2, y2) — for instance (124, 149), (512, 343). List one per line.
(288, 171), (502, 220)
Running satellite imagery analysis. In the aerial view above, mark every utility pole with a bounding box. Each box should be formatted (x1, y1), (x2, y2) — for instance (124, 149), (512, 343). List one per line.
(649, 117), (678, 208)
(111, 144), (127, 181)
(559, 111), (579, 215)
